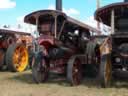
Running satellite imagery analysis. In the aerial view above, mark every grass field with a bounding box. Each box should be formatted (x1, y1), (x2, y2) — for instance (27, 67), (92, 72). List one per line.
(0, 70), (128, 96)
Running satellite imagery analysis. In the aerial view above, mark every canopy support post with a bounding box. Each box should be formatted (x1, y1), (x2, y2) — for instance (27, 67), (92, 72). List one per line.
(35, 15), (39, 52)
(54, 15), (57, 39)
(111, 9), (115, 34)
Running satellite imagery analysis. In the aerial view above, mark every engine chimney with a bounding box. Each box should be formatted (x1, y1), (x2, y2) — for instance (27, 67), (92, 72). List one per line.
(56, 0), (62, 11)
(124, 0), (128, 2)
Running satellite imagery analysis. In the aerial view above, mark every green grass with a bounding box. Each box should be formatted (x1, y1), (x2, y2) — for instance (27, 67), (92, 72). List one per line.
(0, 70), (128, 96)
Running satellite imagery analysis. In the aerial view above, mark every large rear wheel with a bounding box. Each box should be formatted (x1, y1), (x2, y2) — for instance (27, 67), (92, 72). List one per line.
(99, 54), (112, 88)
(6, 43), (29, 72)
(67, 56), (82, 86)
(32, 52), (49, 83)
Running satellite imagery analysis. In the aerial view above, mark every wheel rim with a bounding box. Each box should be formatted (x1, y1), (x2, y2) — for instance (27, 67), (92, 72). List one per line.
(104, 56), (111, 85)
(39, 59), (47, 82)
(0, 50), (4, 68)
(31, 56), (35, 68)
(13, 46), (28, 72)
(36, 61), (44, 82)
(72, 59), (81, 85)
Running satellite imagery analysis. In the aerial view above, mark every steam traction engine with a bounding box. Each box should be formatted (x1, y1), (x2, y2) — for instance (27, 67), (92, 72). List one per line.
(24, 0), (100, 85)
(92, 0), (128, 87)
(0, 29), (32, 72)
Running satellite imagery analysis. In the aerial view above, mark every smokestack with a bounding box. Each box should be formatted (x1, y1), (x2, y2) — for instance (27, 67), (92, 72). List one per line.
(124, 0), (128, 2)
(56, 0), (62, 11)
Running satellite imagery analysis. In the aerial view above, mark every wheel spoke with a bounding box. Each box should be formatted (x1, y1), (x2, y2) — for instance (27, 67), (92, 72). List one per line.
(72, 59), (81, 85)
(105, 59), (111, 82)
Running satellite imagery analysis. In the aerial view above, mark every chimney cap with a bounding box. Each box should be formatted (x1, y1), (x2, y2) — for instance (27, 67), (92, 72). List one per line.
(56, 0), (62, 11)
(124, 0), (128, 2)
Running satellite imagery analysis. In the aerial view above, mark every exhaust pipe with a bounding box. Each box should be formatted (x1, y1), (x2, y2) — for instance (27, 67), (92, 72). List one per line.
(56, 0), (62, 11)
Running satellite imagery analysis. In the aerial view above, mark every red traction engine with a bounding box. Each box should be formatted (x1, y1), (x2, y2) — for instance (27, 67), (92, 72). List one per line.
(24, 10), (100, 85)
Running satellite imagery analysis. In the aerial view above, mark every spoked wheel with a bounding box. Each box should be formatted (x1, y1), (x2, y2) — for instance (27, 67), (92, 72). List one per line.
(67, 56), (82, 86)
(32, 52), (49, 83)
(99, 54), (112, 88)
(6, 43), (29, 72)
(0, 49), (5, 70)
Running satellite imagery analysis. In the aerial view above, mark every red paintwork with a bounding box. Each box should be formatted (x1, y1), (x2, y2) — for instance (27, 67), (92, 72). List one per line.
(37, 33), (78, 74)
(38, 35), (54, 50)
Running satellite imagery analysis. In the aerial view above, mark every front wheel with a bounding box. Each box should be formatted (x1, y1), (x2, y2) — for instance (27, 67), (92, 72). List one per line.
(99, 54), (112, 88)
(32, 52), (49, 83)
(67, 56), (82, 86)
